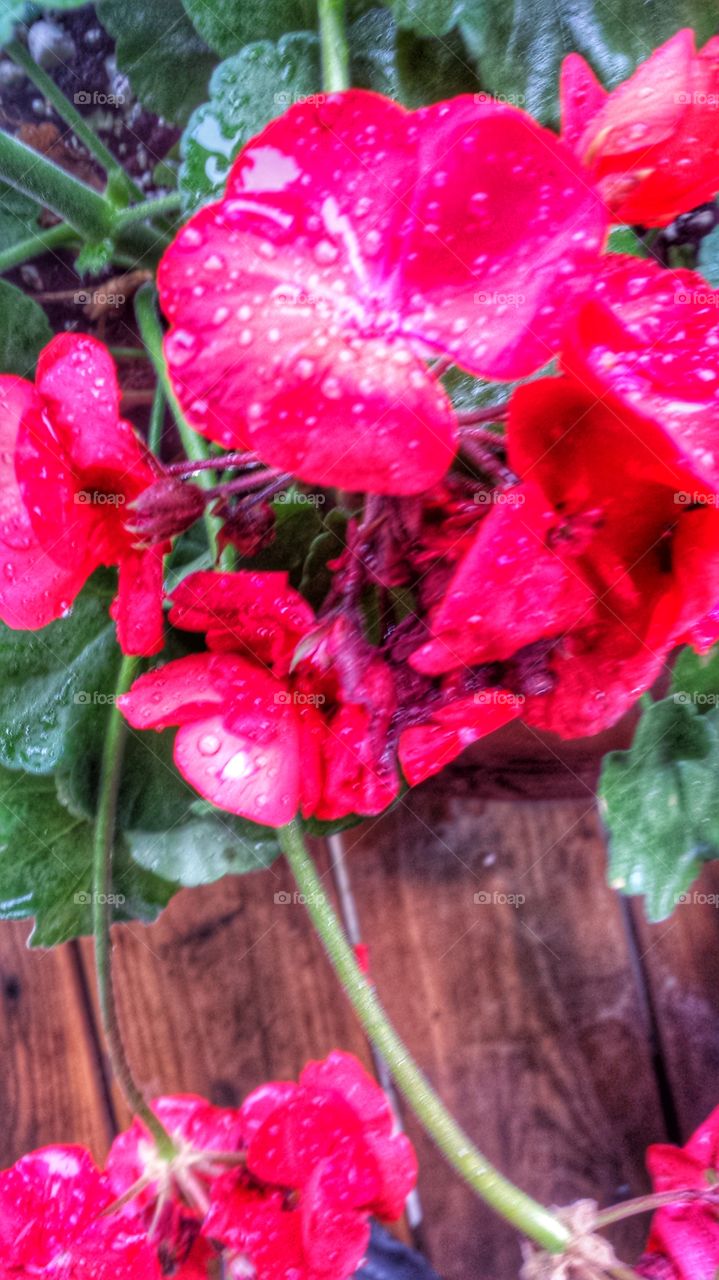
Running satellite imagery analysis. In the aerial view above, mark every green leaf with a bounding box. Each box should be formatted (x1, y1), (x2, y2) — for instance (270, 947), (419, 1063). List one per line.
(443, 359), (557, 416)
(0, 279), (51, 377)
(0, 768), (177, 946)
(179, 12), (479, 213)
(128, 810), (278, 886)
(698, 224), (719, 290)
(299, 508), (348, 611)
(606, 226), (649, 258)
(97, 0), (217, 127)
(671, 644), (719, 712)
(180, 0), (314, 58)
(599, 696), (719, 921)
(388, 0), (717, 123)
(179, 32), (320, 213)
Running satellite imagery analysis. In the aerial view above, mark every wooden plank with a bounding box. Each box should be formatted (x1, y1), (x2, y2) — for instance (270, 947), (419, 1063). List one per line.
(339, 788), (669, 1280)
(78, 845), (371, 1133)
(630, 861), (719, 1139)
(0, 922), (114, 1164)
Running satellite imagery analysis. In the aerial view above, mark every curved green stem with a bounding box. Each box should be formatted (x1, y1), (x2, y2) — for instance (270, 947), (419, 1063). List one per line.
(5, 39), (141, 202)
(595, 1187), (719, 1230)
(318, 0), (350, 92)
(277, 821), (571, 1253)
(93, 653), (176, 1159)
(134, 282), (221, 557)
(0, 222), (77, 274)
(115, 193), (182, 227)
(0, 130), (169, 264)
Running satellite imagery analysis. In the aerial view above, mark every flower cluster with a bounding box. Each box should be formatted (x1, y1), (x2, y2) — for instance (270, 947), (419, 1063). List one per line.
(3, 31), (719, 823)
(0, 1052), (416, 1280)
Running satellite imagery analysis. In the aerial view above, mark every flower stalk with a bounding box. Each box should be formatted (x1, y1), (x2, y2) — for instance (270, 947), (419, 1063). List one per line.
(277, 819), (572, 1254)
(318, 0), (350, 92)
(92, 652), (176, 1159)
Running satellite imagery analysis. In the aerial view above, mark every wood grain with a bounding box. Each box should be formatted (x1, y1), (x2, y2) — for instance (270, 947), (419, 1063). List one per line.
(338, 787), (669, 1279)
(0, 923), (113, 1163)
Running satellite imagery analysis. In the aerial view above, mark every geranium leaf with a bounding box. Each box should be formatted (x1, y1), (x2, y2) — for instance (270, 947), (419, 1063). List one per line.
(599, 696), (719, 921)
(96, 0), (217, 127)
(180, 0), (314, 58)
(388, 0), (717, 122)
(671, 644), (719, 711)
(0, 768), (178, 947)
(178, 12), (479, 214)
(0, 280), (52, 377)
(0, 182), (42, 253)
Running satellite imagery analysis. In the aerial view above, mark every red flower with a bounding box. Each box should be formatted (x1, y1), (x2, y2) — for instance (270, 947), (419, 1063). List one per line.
(159, 90), (607, 495)
(639, 1106), (719, 1280)
(561, 30), (719, 226)
(398, 681), (522, 785)
(204, 1051), (417, 1280)
(411, 377), (719, 736)
(563, 256), (719, 496)
(0, 334), (166, 655)
(118, 571), (399, 826)
(0, 1145), (163, 1278)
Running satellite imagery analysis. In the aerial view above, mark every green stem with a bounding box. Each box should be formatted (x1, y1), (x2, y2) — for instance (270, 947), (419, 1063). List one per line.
(277, 821), (571, 1253)
(115, 193), (182, 226)
(595, 1188), (719, 1230)
(318, 0), (350, 92)
(0, 221), (76, 274)
(134, 282), (221, 557)
(93, 654), (176, 1158)
(0, 130), (168, 264)
(148, 381), (166, 455)
(5, 39), (141, 202)
(109, 346), (150, 361)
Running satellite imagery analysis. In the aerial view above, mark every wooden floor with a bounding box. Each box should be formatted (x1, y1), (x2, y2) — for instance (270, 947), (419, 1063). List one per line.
(2, 759), (719, 1280)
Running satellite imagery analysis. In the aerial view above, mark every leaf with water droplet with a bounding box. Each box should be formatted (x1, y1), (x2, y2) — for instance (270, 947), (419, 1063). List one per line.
(599, 694), (719, 922)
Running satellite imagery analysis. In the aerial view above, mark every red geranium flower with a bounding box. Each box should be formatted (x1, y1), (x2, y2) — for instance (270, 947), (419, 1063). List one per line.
(561, 29), (719, 226)
(158, 90), (607, 495)
(411, 377), (719, 736)
(562, 256), (719, 496)
(0, 334), (167, 655)
(0, 1145), (163, 1278)
(204, 1051), (417, 1280)
(118, 571), (399, 826)
(398, 680), (522, 785)
(638, 1106), (719, 1280)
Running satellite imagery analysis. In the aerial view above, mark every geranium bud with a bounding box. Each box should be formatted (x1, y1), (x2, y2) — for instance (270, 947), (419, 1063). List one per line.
(127, 477), (206, 544)
(216, 498), (275, 556)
